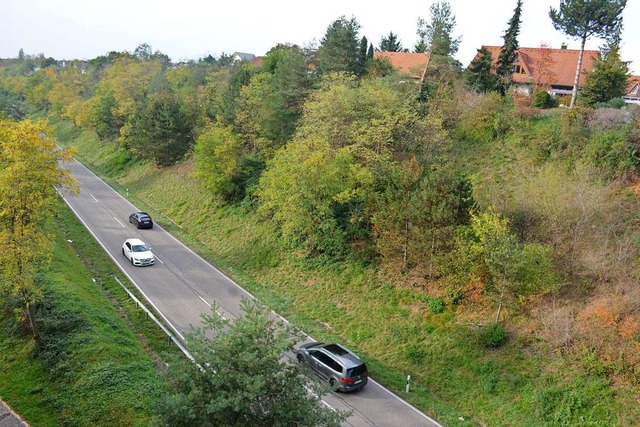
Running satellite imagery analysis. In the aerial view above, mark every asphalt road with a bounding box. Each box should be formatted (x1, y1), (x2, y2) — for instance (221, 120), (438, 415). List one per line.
(59, 158), (442, 427)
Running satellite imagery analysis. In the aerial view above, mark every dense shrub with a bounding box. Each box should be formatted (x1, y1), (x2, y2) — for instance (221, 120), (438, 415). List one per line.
(583, 130), (637, 181)
(428, 297), (445, 314)
(593, 97), (626, 110)
(586, 107), (631, 131)
(532, 91), (558, 109)
(479, 323), (508, 348)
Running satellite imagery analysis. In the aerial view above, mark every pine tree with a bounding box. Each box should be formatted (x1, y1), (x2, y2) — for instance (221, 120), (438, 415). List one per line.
(317, 16), (361, 76)
(416, 1), (461, 57)
(467, 47), (499, 92)
(549, 0), (627, 107)
(580, 45), (629, 105)
(379, 32), (403, 52)
(357, 36), (370, 76)
(496, 0), (523, 95)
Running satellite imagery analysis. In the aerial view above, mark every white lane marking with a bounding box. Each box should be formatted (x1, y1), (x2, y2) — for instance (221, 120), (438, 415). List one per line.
(197, 294), (212, 309)
(154, 254), (164, 264)
(113, 216), (125, 227)
(67, 158), (441, 426)
(91, 194), (99, 203)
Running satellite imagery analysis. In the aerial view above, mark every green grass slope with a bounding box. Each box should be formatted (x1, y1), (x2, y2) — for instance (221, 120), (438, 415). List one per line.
(0, 199), (172, 426)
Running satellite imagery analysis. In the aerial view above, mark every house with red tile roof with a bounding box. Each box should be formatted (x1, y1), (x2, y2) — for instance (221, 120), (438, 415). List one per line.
(471, 45), (600, 96)
(373, 51), (431, 81)
(625, 75), (640, 104)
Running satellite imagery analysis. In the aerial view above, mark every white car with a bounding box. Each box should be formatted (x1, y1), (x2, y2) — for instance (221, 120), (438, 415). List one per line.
(122, 238), (155, 266)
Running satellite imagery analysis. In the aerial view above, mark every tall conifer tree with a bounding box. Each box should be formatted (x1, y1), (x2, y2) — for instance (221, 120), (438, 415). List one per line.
(496, 0), (523, 95)
(549, 0), (627, 107)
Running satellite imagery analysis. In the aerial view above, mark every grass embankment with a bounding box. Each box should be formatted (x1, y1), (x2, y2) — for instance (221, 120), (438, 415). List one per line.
(52, 119), (639, 426)
(0, 197), (178, 426)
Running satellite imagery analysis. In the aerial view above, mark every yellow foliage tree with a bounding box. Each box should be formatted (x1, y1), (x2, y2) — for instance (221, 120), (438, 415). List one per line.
(0, 119), (77, 337)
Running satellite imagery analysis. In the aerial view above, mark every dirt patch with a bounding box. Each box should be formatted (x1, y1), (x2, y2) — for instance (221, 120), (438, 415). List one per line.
(627, 179), (640, 196)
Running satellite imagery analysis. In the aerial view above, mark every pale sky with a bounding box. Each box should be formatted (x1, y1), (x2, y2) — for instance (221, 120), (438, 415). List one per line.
(1, 0), (638, 73)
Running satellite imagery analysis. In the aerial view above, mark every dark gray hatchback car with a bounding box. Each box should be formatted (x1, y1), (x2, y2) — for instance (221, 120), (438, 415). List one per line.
(296, 342), (368, 392)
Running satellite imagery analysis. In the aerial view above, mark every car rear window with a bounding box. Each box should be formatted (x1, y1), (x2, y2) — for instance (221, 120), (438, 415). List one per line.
(347, 364), (368, 377)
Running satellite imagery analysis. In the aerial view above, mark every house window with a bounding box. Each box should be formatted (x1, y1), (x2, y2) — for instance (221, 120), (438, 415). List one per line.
(632, 85), (639, 96)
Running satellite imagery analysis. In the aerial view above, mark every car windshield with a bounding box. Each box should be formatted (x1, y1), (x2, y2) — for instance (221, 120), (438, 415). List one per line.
(132, 244), (149, 252)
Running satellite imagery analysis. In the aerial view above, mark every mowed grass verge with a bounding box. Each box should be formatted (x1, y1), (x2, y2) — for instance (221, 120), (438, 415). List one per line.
(0, 197), (178, 426)
(52, 120), (639, 426)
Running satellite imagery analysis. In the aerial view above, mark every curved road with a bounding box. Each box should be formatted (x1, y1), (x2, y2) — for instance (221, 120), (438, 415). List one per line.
(60, 158), (442, 427)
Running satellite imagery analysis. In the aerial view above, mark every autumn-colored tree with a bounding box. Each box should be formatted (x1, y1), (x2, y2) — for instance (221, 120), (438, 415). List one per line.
(46, 63), (92, 122)
(464, 209), (560, 323)
(535, 43), (558, 89)
(0, 119), (77, 337)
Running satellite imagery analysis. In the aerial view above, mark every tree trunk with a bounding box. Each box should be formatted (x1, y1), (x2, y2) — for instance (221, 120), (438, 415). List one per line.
(402, 217), (409, 270)
(495, 291), (504, 324)
(570, 35), (587, 108)
(27, 302), (38, 339)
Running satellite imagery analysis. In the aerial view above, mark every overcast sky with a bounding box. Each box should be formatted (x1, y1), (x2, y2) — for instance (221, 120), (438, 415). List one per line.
(2, 0), (638, 73)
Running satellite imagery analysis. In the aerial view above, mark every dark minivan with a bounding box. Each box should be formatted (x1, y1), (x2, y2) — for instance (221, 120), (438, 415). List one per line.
(296, 342), (368, 392)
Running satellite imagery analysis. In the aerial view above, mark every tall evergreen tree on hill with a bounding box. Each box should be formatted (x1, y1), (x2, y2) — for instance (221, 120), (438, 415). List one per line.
(496, 0), (523, 95)
(467, 46), (499, 92)
(549, 0), (627, 107)
(379, 32), (403, 52)
(580, 43), (629, 105)
(317, 16), (361, 76)
(416, 1), (461, 57)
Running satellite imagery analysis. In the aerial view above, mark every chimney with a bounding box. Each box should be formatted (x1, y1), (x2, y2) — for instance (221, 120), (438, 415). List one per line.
(561, 43), (567, 50)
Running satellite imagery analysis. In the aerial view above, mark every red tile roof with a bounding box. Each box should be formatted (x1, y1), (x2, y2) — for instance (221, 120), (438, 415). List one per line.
(477, 46), (600, 87)
(373, 51), (430, 80)
(627, 75), (640, 98)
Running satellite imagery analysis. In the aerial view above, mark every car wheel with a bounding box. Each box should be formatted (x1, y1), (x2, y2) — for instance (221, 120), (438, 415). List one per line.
(122, 248), (125, 256)
(329, 378), (339, 391)
(131, 257), (134, 265)
(297, 354), (304, 364)
(136, 223), (141, 229)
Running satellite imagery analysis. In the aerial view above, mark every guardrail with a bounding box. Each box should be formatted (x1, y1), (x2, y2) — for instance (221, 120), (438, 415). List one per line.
(112, 275), (194, 361)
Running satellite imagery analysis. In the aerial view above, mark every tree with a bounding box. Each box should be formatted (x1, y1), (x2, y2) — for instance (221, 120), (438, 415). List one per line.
(466, 46), (499, 92)
(0, 119), (77, 337)
(316, 16), (361, 75)
(257, 137), (371, 256)
(193, 122), (245, 201)
(373, 160), (475, 275)
(580, 44), (629, 105)
(357, 36), (371, 76)
(464, 209), (560, 323)
(549, 0), (627, 107)
(496, 0), (523, 95)
(156, 299), (347, 426)
(379, 32), (403, 52)
(415, 1), (461, 57)
(122, 92), (193, 166)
